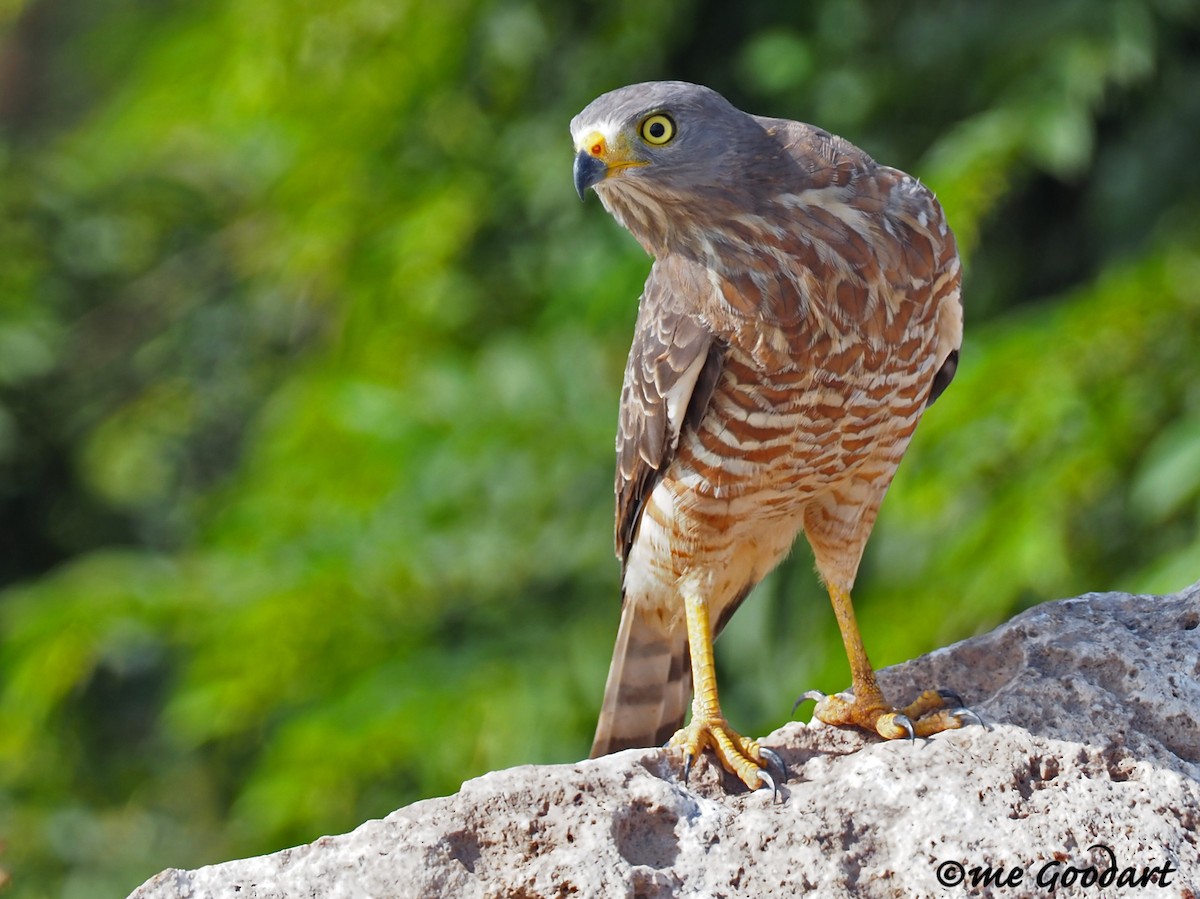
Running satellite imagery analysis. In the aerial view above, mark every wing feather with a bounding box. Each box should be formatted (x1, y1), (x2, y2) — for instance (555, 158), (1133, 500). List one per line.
(615, 261), (724, 573)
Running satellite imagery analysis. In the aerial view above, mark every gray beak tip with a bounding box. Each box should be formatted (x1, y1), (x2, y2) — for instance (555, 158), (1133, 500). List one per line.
(573, 151), (608, 201)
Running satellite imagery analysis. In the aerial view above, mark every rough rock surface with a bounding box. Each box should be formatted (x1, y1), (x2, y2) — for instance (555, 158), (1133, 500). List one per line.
(130, 585), (1200, 899)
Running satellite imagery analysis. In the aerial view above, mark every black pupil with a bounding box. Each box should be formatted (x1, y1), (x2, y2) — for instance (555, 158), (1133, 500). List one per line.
(649, 121), (666, 138)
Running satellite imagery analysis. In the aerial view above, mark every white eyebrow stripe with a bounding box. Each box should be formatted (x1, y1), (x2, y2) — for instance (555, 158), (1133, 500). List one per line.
(571, 118), (624, 149)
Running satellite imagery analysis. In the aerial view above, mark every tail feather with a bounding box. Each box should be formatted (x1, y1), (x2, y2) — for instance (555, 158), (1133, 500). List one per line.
(590, 604), (691, 757)
(654, 646), (692, 746)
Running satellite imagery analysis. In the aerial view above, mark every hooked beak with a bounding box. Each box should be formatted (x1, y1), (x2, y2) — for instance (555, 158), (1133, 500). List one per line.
(573, 151), (608, 201)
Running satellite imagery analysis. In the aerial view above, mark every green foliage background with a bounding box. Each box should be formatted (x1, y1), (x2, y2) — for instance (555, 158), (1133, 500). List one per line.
(1, 0), (1198, 894)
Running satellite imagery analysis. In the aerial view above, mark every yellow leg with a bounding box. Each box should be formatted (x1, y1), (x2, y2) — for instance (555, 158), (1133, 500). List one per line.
(811, 585), (973, 739)
(667, 590), (771, 790)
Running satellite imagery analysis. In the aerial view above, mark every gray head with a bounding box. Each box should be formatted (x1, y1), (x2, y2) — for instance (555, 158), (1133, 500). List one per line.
(570, 82), (786, 254)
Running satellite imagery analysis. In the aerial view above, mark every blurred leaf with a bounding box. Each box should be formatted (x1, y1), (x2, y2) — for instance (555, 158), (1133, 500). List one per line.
(1132, 418), (1200, 523)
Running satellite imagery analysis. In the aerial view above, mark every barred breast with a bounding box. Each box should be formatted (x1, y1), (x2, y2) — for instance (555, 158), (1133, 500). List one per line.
(621, 337), (932, 632)
(621, 164), (960, 634)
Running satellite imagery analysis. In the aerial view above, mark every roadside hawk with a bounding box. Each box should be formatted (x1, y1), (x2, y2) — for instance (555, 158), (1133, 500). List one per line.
(572, 81), (972, 792)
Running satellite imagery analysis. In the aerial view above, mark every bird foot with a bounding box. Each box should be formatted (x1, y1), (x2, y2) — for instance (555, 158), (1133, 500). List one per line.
(667, 714), (782, 795)
(797, 687), (981, 740)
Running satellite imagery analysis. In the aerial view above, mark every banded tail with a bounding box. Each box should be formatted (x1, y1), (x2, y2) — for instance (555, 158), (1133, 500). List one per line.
(590, 603), (691, 756)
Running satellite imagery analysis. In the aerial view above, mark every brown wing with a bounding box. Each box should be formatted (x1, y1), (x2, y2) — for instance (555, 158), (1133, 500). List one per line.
(615, 260), (724, 575)
(752, 114), (963, 397)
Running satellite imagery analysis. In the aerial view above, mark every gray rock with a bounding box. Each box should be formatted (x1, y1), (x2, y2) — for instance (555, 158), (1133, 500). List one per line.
(129, 585), (1200, 898)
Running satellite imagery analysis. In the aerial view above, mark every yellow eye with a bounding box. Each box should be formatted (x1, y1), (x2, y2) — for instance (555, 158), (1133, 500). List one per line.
(639, 113), (675, 145)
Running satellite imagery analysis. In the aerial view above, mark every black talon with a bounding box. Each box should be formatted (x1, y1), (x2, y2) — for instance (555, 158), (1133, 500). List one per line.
(792, 689), (827, 717)
(681, 752), (694, 784)
(756, 767), (778, 802)
(760, 746), (786, 780)
(952, 707), (987, 729)
(937, 688), (965, 707)
(895, 713), (915, 743)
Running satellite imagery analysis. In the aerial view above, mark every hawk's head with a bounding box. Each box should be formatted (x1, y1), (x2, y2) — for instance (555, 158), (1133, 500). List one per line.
(570, 81), (782, 255)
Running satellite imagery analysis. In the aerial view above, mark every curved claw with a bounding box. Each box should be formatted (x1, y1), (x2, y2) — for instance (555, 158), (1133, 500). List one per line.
(681, 752), (694, 784)
(791, 689), (827, 717)
(950, 707), (987, 729)
(895, 713), (915, 743)
(937, 688), (965, 707)
(759, 748), (785, 803)
(756, 767), (778, 802)
(759, 746), (785, 779)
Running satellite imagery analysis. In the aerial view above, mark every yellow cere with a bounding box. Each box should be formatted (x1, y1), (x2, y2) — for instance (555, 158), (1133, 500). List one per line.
(581, 131), (607, 157)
